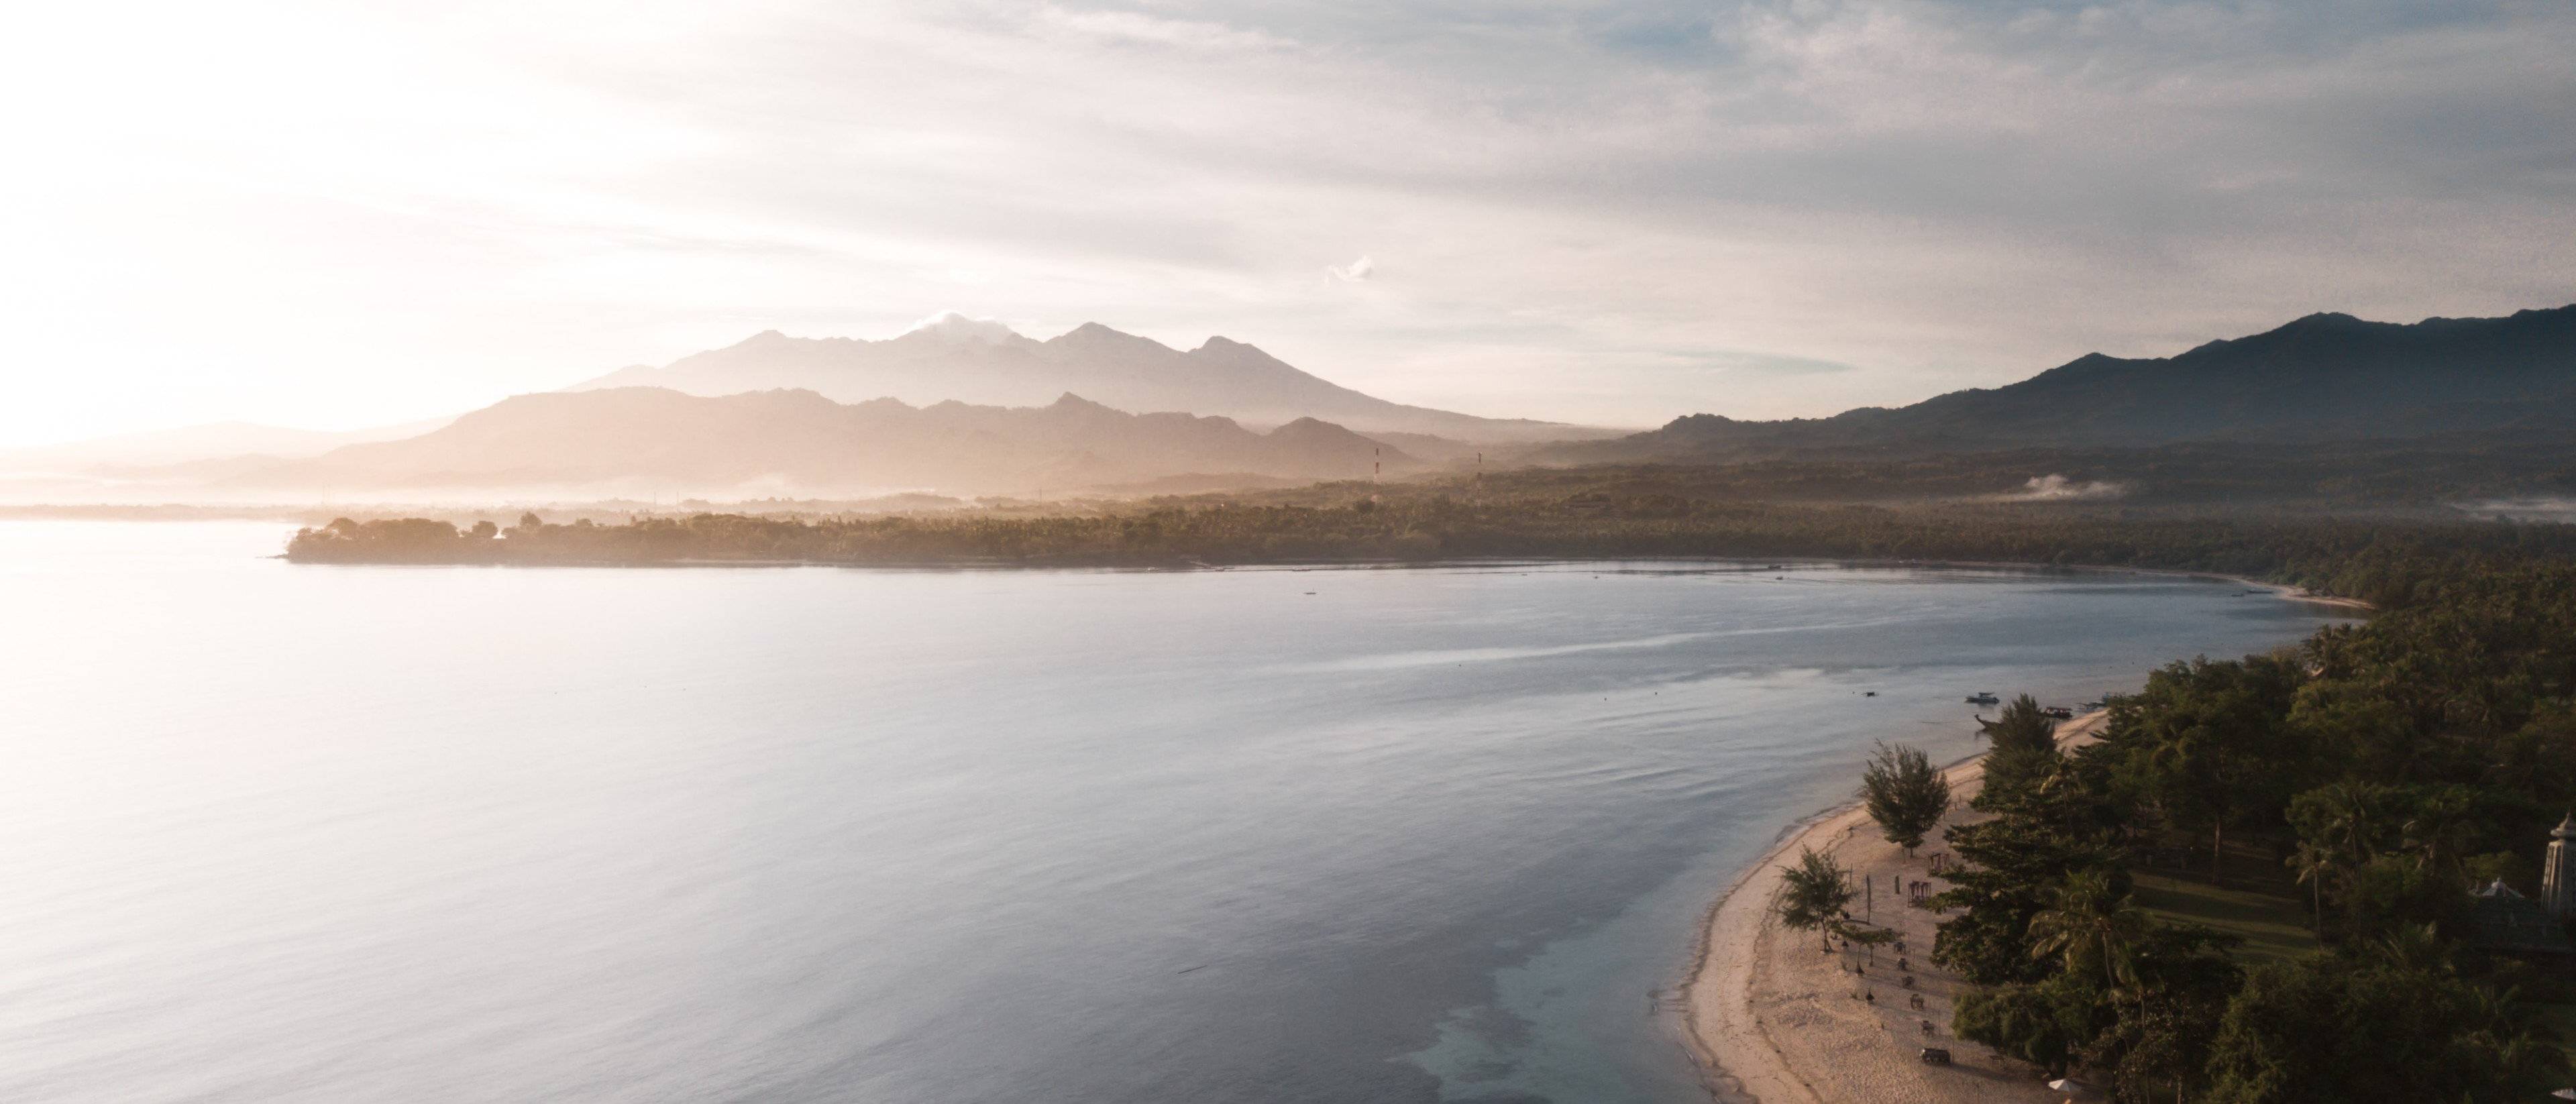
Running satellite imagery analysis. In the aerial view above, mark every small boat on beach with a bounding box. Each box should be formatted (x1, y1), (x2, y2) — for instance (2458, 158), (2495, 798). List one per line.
(1964, 692), (2000, 705)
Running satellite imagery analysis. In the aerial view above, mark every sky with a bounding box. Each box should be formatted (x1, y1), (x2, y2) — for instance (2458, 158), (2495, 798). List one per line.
(3, 0), (2572, 446)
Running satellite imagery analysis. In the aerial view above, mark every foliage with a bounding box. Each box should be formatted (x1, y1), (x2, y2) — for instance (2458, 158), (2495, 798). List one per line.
(1931, 549), (2576, 1097)
(1775, 847), (1856, 952)
(1955, 973), (2110, 1078)
(2027, 869), (2149, 993)
(2201, 952), (2560, 1103)
(2099, 655), (2307, 884)
(1977, 695), (2063, 808)
(1931, 812), (2117, 985)
(284, 481), (2576, 608)
(1860, 740), (1951, 855)
(2082, 924), (2245, 1103)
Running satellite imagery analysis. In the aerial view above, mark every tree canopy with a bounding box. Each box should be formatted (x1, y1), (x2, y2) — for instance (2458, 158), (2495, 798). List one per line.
(1929, 553), (2576, 1099)
(1861, 740), (1951, 854)
(1776, 847), (1858, 952)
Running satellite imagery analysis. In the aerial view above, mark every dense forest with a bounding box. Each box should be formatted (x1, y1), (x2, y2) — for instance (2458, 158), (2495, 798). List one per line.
(288, 474), (2573, 610)
(1882, 557), (2576, 1102)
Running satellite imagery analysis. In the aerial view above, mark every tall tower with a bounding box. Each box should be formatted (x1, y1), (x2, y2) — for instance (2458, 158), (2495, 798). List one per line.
(2544, 813), (2576, 918)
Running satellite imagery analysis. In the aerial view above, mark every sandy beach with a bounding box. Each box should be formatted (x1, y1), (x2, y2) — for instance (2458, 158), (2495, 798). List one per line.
(1681, 710), (2112, 1103)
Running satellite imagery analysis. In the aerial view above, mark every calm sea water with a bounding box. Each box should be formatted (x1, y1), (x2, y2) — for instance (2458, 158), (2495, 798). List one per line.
(0, 522), (2353, 1103)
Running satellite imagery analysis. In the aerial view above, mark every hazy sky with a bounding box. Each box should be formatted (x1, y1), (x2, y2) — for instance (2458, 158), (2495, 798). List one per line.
(6, 0), (2572, 445)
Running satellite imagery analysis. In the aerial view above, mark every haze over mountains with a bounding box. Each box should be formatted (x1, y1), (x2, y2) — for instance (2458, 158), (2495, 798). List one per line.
(0, 419), (444, 477)
(7, 303), (2573, 506)
(227, 388), (1417, 499)
(570, 315), (1607, 445)
(1548, 305), (2576, 464)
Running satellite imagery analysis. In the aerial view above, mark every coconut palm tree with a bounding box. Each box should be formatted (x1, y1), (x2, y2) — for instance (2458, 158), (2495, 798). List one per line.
(2310, 779), (2391, 865)
(2400, 786), (2476, 877)
(2285, 839), (2340, 924)
(2026, 869), (2146, 993)
(2368, 921), (2455, 975)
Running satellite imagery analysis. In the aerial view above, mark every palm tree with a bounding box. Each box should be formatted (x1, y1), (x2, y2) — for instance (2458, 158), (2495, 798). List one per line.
(2285, 840), (2340, 924)
(2142, 726), (2232, 883)
(1776, 847), (1856, 952)
(2027, 869), (2146, 993)
(2368, 921), (2455, 975)
(2311, 780), (2389, 865)
(2400, 787), (2475, 877)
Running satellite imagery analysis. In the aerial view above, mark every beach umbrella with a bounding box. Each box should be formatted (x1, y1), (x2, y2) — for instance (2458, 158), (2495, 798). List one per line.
(2551, 1089), (2576, 1100)
(2047, 1079), (2098, 1099)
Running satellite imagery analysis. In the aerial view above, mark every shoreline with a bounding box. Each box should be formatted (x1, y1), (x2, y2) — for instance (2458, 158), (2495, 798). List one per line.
(1679, 712), (2113, 1103)
(262, 543), (2384, 610)
(1670, 571), (2349, 1103)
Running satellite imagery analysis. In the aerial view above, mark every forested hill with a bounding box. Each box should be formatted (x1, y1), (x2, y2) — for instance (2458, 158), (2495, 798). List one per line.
(1544, 304), (2576, 462)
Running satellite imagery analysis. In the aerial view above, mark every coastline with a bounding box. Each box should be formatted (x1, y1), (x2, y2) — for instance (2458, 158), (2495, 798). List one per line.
(268, 543), (2383, 611)
(1666, 574), (2359, 1102)
(1679, 711), (2112, 1103)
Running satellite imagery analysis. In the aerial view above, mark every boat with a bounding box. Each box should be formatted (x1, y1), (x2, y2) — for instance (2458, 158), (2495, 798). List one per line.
(1964, 692), (2000, 705)
(2043, 706), (2076, 719)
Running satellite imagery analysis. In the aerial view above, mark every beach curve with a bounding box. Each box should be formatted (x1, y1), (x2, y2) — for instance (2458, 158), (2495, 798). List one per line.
(1680, 712), (2113, 1103)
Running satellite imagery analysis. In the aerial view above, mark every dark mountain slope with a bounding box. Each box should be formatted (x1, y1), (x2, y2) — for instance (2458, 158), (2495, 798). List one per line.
(1546, 305), (2576, 463)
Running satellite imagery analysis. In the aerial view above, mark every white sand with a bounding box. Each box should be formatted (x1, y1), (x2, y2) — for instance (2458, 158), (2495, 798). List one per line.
(1680, 712), (2110, 1103)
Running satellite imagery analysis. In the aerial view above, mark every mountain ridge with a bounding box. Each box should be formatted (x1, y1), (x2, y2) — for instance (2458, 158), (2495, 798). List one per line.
(228, 386), (1423, 498)
(568, 321), (1618, 445)
(1542, 303), (2576, 463)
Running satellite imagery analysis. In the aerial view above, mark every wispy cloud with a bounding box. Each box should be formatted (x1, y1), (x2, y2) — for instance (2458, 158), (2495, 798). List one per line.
(1032, 5), (1291, 51)
(2, 0), (2571, 442)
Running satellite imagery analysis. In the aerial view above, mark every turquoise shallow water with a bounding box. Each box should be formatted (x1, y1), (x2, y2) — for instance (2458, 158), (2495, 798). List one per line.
(0, 522), (2351, 1103)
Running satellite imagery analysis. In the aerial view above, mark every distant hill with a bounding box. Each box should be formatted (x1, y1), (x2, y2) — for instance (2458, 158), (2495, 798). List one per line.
(229, 388), (1420, 498)
(1544, 305), (2576, 463)
(570, 316), (1615, 445)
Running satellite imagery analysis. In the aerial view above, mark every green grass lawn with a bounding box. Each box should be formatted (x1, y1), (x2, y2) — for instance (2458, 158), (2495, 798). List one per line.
(2130, 870), (2322, 967)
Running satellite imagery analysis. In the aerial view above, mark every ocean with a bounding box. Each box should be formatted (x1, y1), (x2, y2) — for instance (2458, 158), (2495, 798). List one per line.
(0, 521), (2351, 1103)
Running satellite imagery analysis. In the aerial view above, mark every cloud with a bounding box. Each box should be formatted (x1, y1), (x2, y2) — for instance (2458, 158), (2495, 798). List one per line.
(1032, 5), (1291, 51)
(3, 0), (2573, 442)
(2006, 474), (2129, 502)
(1686, 350), (1856, 377)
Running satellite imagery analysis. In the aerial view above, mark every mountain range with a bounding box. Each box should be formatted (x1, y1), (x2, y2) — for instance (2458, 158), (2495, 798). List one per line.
(226, 388), (1418, 498)
(1544, 305), (2576, 464)
(9, 303), (2573, 506)
(570, 315), (1609, 445)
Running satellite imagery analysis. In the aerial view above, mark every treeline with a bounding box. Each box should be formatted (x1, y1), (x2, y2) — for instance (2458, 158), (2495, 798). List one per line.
(288, 492), (2576, 604)
(1923, 560), (2576, 1101)
(1527, 433), (2576, 506)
